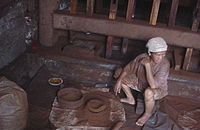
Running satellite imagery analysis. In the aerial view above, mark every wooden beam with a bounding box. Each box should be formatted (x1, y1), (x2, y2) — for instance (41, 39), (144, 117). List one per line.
(70, 0), (77, 14)
(182, 48), (193, 71)
(53, 13), (200, 49)
(168, 0), (179, 27)
(87, 0), (95, 16)
(106, 0), (119, 58)
(149, 0), (161, 25)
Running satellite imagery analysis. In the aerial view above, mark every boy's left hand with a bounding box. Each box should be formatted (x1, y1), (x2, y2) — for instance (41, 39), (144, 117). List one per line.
(140, 57), (151, 65)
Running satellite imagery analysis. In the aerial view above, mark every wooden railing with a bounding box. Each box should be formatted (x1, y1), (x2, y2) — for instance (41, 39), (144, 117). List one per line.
(39, 0), (200, 71)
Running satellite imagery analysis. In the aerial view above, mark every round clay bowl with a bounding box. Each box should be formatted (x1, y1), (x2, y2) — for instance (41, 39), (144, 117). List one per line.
(48, 77), (63, 86)
(87, 99), (107, 113)
(57, 88), (83, 109)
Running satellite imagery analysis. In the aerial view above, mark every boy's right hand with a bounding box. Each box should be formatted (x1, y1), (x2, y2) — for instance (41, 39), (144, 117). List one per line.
(114, 80), (122, 95)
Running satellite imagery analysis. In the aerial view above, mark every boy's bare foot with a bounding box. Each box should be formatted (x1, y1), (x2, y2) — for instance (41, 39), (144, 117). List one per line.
(136, 113), (151, 126)
(120, 98), (135, 105)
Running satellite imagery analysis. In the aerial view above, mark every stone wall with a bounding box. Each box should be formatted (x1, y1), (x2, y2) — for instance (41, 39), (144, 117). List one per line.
(0, 1), (34, 69)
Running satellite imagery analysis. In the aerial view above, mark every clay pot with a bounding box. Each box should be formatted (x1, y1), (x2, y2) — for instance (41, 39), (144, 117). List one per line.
(57, 88), (83, 109)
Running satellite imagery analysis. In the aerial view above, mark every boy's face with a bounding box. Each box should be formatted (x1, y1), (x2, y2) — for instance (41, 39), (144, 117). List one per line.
(150, 51), (166, 64)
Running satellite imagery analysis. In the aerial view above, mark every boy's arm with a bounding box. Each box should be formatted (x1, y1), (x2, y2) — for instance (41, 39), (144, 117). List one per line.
(141, 57), (157, 89)
(114, 71), (127, 95)
(144, 63), (157, 89)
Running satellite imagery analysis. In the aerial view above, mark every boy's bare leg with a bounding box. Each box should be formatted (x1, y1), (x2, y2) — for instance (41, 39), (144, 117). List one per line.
(120, 84), (135, 105)
(136, 88), (155, 126)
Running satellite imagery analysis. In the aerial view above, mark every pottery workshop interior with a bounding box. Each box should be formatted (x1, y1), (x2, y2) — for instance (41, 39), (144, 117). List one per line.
(0, 0), (200, 130)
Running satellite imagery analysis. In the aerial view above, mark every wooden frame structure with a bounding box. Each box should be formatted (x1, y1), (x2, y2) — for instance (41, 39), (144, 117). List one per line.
(39, 0), (200, 71)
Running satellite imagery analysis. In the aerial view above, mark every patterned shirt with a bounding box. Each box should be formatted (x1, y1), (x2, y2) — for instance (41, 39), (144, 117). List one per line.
(123, 53), (170, 92)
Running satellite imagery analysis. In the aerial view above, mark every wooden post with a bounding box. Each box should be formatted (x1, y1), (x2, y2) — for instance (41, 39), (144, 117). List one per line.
(95, 0), (103, 13)
(173, 48), (183, 70)
(121, 38), (129, 54)
(27, 0), (36, 12)
(192, 19), (200, 32)
(149, 0), (161, 25)
(182, 0), (200, 71)
(121, 0), (136, 54)
(69, 0), (77, 43)
(108, 0), (119, 19)
(191, 0), (200, 32)
(87, 0), (95, 16)
(168, 0), (179, 27)
(126, 0), (136, 21)
(106, 0), (119, 58)
(70, 0), (77, 14)
(39, 0), (59, 46)
(106, 36), (113, 58)
(182, 48), (193, 71)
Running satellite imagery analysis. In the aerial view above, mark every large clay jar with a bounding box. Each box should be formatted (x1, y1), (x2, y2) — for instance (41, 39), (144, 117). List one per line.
(57, 87), (83, 109)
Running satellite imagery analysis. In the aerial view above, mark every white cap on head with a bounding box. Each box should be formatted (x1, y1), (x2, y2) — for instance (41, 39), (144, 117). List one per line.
(146, 37), (168, 53)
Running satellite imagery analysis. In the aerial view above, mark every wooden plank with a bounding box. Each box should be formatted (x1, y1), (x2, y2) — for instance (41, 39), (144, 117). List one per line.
(106, 0), (119, 58)
(182, 48), (193, 71)
(168, 0), (179, 27)
(173, 48), (183, 70)
(70, 0), (77, 14)
(169, 68), (200, 85)
(87, 0), (95, 16)
(149, 0), (161, 25)
(63, 126), (108, 129)
(53, 13), (200, 49)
